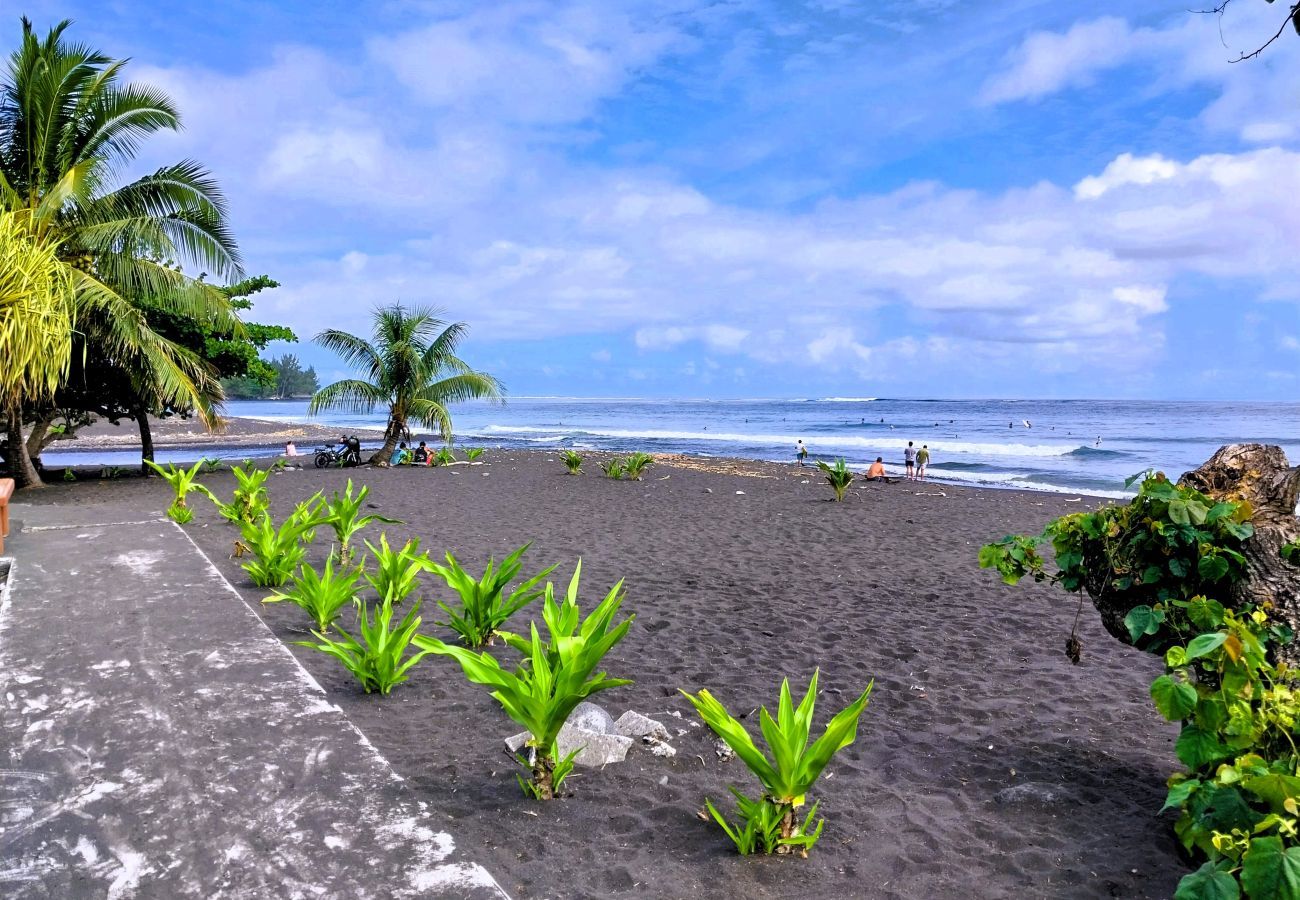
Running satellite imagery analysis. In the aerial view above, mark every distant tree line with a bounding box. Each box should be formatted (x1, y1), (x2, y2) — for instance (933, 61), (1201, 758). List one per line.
(222, 354), (320, 400)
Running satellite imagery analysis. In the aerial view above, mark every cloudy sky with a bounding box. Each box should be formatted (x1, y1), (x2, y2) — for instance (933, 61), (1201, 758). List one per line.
(21, 0), (1300, 398)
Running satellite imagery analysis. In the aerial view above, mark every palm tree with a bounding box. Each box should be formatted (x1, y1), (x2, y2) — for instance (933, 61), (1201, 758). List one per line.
(311, 305), (503, 465)
(0, 18), (244, 486)
(0, 211), (74, 486)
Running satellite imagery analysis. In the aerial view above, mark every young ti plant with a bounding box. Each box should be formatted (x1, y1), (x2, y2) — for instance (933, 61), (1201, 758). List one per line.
(682, 670), (873, 857)
(216, 460), (271, 525)
(816, 458), (855, 502)
(364, 533), (433, 604)
(623, 452), (653, 481)
(239, 498), (322, 588)
(145, 459), (217, 524)
(318, 479), (400, 564)
(430, 543), (555, 647)
(601, 459), (624, 480)
(264, 554), (363, 632)
(415, 562), (634, 800)
(296, 596), (433, 694)
(562, 450), (583, 475)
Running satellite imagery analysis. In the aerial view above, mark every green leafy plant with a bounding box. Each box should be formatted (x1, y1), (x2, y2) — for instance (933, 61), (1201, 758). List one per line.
(200, 457), (222, 474)
(416, 562), (634, 799)
(264, 554), (363, 632)
(465, 447), (485, 461)
(561, 450), (583, 475)
(318, 479), (400, 564)
(145, 459), (216, 523)
(430, 543), (555, 647)
(682, 671), (872, 856)
(99, 466), (127, 480)
(364, 533), (433, 604)
(216, 460), (271, 525)
(239, 498), (321, 588)
(816, 458), (855, 502)
(601, 458), (624, 480)
(61, 467), (76, 482)
(623, 452), (653, 481)
(432, 447), (455, 466)
(296, 596), (433, 694)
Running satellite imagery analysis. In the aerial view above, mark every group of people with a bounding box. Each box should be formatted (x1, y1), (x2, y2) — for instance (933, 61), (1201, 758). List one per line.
(795, 439), (931, 482)
(392, 441), (433, 465)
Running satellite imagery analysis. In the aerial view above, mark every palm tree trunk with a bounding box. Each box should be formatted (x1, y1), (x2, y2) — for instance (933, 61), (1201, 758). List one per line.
(6, 405), (43, 489)
(134, 404), (155, 476)
(371, 412), (404, 465)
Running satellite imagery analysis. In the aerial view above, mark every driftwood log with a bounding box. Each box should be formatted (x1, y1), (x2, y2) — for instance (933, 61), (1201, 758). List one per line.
(1087, 444), (1300, 662)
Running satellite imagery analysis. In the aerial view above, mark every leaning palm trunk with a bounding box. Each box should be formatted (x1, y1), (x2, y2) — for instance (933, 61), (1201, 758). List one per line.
(372, 414), (406, 465)
(6, 405), (41, 489)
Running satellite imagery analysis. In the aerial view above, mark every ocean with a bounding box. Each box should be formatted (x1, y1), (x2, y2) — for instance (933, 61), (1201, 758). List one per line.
(43, 397), (1300, 499)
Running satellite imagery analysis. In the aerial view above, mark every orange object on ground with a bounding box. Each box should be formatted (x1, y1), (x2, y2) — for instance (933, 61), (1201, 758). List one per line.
(0, 477), (12, 555)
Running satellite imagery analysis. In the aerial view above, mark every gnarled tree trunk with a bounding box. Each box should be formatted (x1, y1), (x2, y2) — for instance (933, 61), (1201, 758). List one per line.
(1086, 444), (1300, 662)
(6, 405), (43, 489)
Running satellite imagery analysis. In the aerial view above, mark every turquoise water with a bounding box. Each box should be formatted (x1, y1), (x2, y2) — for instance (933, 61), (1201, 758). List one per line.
(43, 397), (1300, 498)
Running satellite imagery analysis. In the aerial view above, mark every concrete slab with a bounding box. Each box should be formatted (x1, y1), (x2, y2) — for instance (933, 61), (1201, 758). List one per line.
(0, 504), (509, 899)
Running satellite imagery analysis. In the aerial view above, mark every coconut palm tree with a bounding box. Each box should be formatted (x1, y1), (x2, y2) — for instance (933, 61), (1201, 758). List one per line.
(0, 211), (74, 486)
(311, 305), (503, 465)
(0, 17), (244, 486)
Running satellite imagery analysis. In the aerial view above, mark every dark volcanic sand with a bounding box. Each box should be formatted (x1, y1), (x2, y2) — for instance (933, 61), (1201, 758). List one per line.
(26, 452), (1183, 899)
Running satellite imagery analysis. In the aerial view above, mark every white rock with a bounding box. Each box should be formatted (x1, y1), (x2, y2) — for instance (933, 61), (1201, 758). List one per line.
(567, 702), (614, 734)
(557, 723), (634, 767)
(613, 711), (670, 742)
(649, 741), (676, 758)
(735, 490), (745, 495)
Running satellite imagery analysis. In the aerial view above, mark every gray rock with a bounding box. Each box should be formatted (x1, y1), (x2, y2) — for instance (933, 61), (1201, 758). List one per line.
(993, 782), (1066, 805)
(504, 731), (531, 754)
(713, 738), (734, 761)
(647, 740), (676, 759)
(557, 723), (633, 767)
(613, 711), (670, 742)
(566, 701), (614, 734)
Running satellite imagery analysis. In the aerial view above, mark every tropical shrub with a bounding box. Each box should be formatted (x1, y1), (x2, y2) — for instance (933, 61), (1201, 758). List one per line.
(364, 533), (432, 604)
(200, 458), (223, 474)
(415, 562), (634, 799)
(624, 452), (653, 481)
(430, 543), (555, 647)
(297, 596), (433, 694)
(433, 447), (455, 466)
(602, 459), (624, 480)
(816, 458), (854, 502)
(465, 447), (485, 461)
(979, 472), (1300, 898)
(562, 450), (583, 475)
(145, 459), (216, 524)
(216, 460), (270, 525)
(264, 555), (363, 632)
(239, 498), (321, 588)
(318, 479), (400, 564)
(682, 671), (872, 856)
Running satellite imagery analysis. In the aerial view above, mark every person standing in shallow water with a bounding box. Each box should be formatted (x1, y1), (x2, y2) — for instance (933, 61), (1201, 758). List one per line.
(904, 441), (916, 480)
(916, 444), (930, 481)
(796, 439), (808, 466)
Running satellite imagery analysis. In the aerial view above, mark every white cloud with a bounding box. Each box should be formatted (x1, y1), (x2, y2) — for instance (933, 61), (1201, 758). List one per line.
(980, 17), (1140, 105)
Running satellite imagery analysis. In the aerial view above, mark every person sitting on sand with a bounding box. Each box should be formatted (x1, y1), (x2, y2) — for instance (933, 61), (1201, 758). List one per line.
(413, 441), (428, 464)
(284, 441), (298, 457)
(865, 457), (886, 481)
(395, 442), (412, 465)
(796, 439), (808, 467)
(916, 444), (930, 481)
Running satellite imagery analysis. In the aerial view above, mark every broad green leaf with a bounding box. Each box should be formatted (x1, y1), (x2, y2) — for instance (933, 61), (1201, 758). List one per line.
(1176, 725), (1232, 769)
(1162, 778), (1202, 814)
(1175, 862), (1240, 900)
(1199, 555), (1231, 583)
(1124, 605), (1163, 643)
(1169, 500), (1191, 526)
(1186, 632), (1229, 660)
(1244, 774), (1300, 816)
(1188, 598), (1226, 631)
(1241, 836), (1300, 900)
(1151, 675), (1198, 721)
(1170, 558), (1191, 578)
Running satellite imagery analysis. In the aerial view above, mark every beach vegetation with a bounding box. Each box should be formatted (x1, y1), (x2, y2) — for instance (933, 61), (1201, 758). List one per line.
(310, 304), (503, 466)
(222, 352), (319, 400)
(430, 543), (555, 647)
(465, 447), (484, 461)
(296, 596), (433, 694)
(562, 450), (583, 475)
(98, 466), (127, 480)
(239, 498), (320, 588)
(200, 458), (222, 474)
(144, 459), (216, 524)
(363, 533), (432, 605)
(816, 458), (855, 502)
(1, 18), (248, 487)
(264, 554), (363, 633)
(433, 446), (455, 466)
(317, 479), (400, 565)
(682, 671), (872, 857)
(602, 459), (625, 480)
(61, 466), (75, 482)
(979, 471), (1300, 897)
(624, 452), (653, 480)
(215, 460), (270, 525)
(415, 562), (634, 799)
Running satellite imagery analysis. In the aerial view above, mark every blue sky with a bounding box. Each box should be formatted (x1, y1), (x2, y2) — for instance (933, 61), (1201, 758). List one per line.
(20, 0), (1300, 399)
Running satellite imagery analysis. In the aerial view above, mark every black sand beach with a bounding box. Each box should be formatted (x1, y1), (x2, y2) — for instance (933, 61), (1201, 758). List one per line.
(19, 448), (1183, 898)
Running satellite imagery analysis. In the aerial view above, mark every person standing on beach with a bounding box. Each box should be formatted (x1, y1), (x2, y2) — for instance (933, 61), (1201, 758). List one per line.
(916, 444), (930, 481)
(796, 439), (808, 466)
(904, 441), (916, 479)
